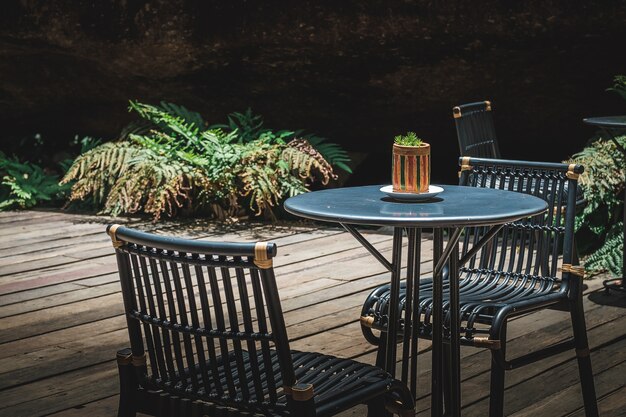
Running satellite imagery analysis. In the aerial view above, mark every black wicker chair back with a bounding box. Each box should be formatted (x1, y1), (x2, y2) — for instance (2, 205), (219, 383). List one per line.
(458, 158), (575, 295)
(360, 157), (598, 417)
(453, 101), (501, 158)
(108, 225), (414, 417)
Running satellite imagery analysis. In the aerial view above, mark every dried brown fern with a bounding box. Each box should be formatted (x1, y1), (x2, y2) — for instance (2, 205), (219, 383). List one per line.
(61, 142), (141, 204)
(239, 141), (283, 215)
(282, 138), (337, 185)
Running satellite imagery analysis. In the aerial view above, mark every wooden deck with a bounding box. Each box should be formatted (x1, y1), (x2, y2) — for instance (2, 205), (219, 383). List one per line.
(0, 209), (624, 417)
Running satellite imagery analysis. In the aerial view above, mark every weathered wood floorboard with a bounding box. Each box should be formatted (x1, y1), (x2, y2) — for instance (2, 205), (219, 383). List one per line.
(0, 210), (623, 417)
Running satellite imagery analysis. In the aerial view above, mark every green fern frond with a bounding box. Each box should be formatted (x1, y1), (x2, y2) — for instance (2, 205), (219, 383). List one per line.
(210, 108), (266, 143)
(128, 101), (201, 147)
(584, 224), (624, 276)
(157, 101), (206, 129)
(0, 152), (68, 210)
(567, 132), (625, 275)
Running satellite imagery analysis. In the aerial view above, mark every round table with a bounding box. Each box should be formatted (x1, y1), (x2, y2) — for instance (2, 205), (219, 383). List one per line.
(583, 116), (626, 293)
(284, 184), (548, 417)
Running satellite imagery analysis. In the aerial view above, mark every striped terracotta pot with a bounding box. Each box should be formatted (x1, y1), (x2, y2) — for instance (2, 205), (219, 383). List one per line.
(392, 143), (430, 193)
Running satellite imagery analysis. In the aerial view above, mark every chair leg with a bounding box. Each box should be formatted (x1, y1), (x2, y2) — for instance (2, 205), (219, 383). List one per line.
(286, 383), (316, 417)
(117, 348), (138, 417)
(369, 333), (393, 417)
(570, 300), (599, 417)
(376, 331), (388, 369)
(488, 326), (507, 417)
(383, 380), (416, 417)
(442, 343), (452, 417)
(367, 398), (392, 417)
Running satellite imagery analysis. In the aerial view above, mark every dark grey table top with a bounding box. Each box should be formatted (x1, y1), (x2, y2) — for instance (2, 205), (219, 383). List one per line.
(284, 185), (548, 227)
(583, 116), (626, 128)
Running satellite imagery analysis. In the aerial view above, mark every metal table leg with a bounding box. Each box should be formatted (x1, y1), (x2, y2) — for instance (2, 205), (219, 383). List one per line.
(431, 228), (444, 416)
(344, 223), (500, 417)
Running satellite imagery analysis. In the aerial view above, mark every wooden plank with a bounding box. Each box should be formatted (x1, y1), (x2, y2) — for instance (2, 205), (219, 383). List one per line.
(45, 395), (120, 417)
(0, 233), (114, 265)
(508, 340), (626, 417)
(0, 292), (126, 343)
(0, 226), (348, 339)
(0, 279), (111, 308)
(0, 263), (120, 294)
(0, 281), (121, 319)
(568, 385), (626, 417)
(0, 219), (151, 259)
(0, 222), (105, 251)
(0, 210), (60, 223)
(0, 222), (324, 294)
(412, 305), (626, 416)
(0, 326), (128, 389)
(0, 214), (76, 233)
(0, 315), (128, 360)
(0, 362), (118, 417)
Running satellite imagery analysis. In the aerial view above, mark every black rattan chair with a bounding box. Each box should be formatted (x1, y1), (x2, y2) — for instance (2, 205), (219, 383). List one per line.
(453, 100), (586, 230)
(107, 225), (414, 417)
(360, 157), (598, 417)
(452, 100), (501, 158)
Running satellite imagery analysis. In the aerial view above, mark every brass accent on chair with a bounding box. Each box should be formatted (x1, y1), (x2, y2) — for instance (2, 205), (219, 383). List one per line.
(472, 337), (501, 350)
(131, 353), (147, 367)
(484, 100), (492, 111)
(562, 263), (585, 278)
(566, 164), (580, 180)
(108, 224), (123, 249)
(460, 156), (473, 172)
(360, 316), (375, 328)
(285, 383), (315, 401)
(553, 206), (567, 216)
(254, 242), (273, 269)
(116, 350), (133, 365)
(452, 106), (462, 119)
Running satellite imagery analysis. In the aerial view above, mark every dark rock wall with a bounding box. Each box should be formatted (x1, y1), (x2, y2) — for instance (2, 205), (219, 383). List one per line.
(1, 0), (625, 185)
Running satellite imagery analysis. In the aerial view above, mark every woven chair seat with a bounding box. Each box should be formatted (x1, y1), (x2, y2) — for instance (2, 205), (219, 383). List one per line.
(141, 349), (399, 416)
(361, 269), (565, 343)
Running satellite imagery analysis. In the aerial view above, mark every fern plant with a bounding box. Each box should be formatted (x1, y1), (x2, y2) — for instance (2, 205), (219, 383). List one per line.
(567, 135), (625, 276)
(62, 101), (346, 221)
(0, 152), (69, 210)
(210, 108), (352, 173)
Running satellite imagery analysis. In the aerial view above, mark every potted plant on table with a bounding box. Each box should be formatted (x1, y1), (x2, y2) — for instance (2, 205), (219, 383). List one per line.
(392, 131), (431, 193)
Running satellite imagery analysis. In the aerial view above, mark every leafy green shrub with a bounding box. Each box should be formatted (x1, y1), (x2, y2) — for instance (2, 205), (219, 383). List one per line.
(62, 101), (351, 221)
(0, 152), (69, 210)
(567, 135), (625, 276)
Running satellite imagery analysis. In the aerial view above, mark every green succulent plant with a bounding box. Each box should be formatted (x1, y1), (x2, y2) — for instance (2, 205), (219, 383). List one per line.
(394, 131), (424, 146)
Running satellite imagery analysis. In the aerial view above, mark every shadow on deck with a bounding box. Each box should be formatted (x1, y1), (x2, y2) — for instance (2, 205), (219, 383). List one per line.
(0, 210), (624, 417)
